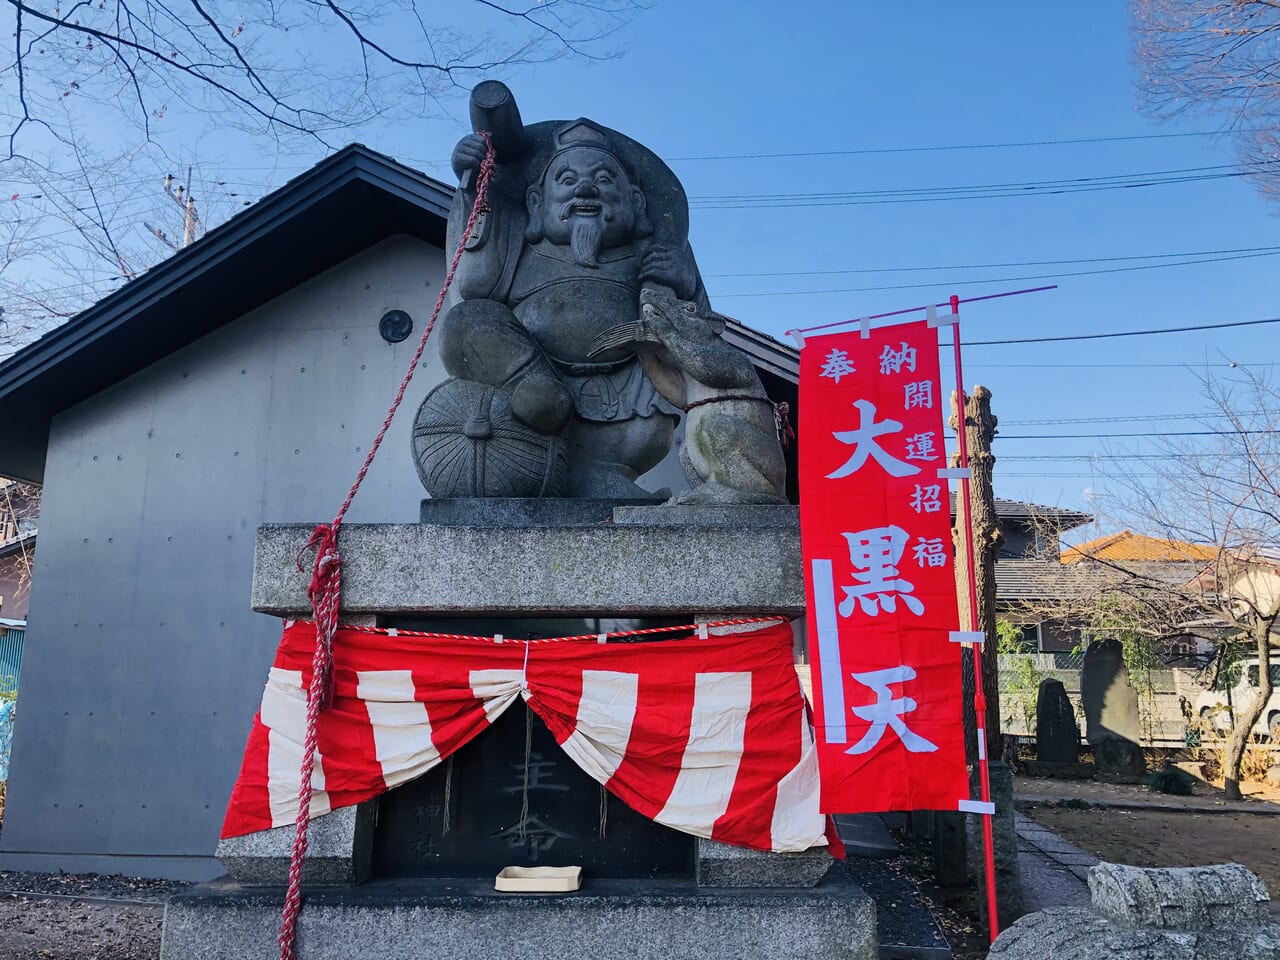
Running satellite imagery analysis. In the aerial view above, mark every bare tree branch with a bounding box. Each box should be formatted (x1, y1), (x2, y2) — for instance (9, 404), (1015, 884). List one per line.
(1133, 0), (1280, 202)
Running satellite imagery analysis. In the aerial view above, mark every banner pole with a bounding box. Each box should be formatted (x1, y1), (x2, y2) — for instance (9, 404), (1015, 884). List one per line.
(947, 293), (1001, 943)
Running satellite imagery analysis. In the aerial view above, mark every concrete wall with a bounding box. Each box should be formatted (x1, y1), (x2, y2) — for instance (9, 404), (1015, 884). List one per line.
(1, 234), (694, 880)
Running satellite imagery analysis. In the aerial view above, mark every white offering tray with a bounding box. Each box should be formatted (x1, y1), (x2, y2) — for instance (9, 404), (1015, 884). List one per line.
(494, 865), (583, 893)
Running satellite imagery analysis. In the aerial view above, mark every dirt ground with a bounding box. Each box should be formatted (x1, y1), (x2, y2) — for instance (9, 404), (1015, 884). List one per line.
(0, 898), (162, 960)
(0, 873), (184, 960)
(1027, 806), (1280, 894)
(1015, 772), (1280, 808)
(1016, 770), (1280, 894)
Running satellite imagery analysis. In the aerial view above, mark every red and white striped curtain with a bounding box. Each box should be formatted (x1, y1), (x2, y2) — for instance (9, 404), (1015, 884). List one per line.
(222, 620), (834, 855)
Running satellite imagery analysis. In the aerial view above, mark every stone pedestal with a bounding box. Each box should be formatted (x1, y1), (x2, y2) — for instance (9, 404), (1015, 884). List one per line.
(968, 762), (1024, 929)
(175, 503), (875, 959)
(161, 874), (877, 960)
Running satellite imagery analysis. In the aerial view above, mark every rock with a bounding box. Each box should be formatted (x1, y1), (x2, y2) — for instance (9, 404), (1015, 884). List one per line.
(989, 862), (1280, 960)
(1265, 764), (1280, 788)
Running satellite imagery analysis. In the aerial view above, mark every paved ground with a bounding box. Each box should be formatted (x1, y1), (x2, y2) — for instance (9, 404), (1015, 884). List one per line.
(1014, 810), (1095, 913)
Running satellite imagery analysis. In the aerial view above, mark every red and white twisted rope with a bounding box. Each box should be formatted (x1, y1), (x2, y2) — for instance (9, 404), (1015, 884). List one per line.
(278, 135), (497, 960)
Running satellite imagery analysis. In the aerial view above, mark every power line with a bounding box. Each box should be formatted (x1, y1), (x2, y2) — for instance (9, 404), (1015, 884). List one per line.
(703, 245), (1280, 279)
(691, 162), (1248, 201)
(1002, 454), (1256, 461)
(997, 430), (1272, 439)
(1001, 412), (1232, 425)
(666, 130), (1236, 162)
(689, 164), (1277, 210)
(967, 361), (1280, 369)
(714, 250), (1280, 298)
(960, 315), (1280, 347)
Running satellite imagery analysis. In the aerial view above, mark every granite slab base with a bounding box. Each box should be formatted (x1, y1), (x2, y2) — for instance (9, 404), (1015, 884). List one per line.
(696, 837), (833, 887)
(252, 515), (803, 616)
(160, 874), (877, 960)
(216, 803), (375, 885)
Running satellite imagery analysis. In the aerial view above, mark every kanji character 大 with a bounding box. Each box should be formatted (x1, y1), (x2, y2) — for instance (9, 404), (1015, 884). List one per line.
(827, 400), (920, 479)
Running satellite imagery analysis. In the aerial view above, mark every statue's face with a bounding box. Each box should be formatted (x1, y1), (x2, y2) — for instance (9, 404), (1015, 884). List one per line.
(530, 147), (641, 264)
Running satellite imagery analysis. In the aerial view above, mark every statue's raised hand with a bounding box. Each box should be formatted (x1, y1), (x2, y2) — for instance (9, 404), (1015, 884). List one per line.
(451, 133), (490, 183)
(640, 243), (697, 300)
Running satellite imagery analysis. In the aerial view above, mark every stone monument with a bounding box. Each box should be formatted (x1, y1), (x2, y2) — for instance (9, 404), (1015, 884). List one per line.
(1036, 678), (1080, 763)
(161, 83), (875, 960)
(1080, 639), (1147, 781)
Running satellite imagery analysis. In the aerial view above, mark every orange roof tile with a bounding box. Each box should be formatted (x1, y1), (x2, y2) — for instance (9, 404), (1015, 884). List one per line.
(1061, 530), (1218, 564)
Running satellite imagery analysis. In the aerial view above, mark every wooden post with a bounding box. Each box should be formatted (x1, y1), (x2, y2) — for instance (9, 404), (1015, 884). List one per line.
(949, 386), (1004, 758)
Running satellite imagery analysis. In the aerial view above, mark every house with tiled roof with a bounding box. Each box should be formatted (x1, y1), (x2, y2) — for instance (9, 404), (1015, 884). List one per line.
(1061, 530), (1218, 565)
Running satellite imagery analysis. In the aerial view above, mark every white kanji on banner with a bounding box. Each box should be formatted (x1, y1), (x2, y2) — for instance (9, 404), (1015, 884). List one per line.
(837, 526), (925, 617)
(827, 400), (920, 479)
(846, 665), (938, 755)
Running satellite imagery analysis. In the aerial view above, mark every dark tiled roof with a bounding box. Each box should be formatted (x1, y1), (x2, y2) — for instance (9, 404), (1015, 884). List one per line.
(947, 493), (1092, 530)
(995, 559), (1112, 601)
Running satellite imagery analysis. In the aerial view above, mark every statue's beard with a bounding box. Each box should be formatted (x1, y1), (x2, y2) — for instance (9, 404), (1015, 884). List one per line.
(555, 199), (614, 267)
(568, 215), (605, 268)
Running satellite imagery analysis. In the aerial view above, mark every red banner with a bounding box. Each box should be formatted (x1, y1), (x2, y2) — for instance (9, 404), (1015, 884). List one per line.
(799, 320), (968, 813)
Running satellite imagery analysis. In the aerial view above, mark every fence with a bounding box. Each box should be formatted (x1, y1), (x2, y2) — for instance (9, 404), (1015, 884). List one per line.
(0, 625), (21, 781)
(997, 653), (1204, 746)
(0, 625), (23, 687)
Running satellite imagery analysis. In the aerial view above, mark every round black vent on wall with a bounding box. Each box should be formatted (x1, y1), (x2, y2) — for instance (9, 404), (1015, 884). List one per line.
(379, 310), (413, 343)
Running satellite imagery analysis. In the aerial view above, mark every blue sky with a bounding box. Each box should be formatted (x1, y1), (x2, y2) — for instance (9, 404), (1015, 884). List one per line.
(20, 2), (1280, 522)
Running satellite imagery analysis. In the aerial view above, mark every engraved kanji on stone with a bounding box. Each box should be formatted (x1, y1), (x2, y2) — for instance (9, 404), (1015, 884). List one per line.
(909, 483), (942, 514)
(827, 400), (921, 479)
(879, 341), (918, 375)
(904, 380), (934, 410)
(912, 536), (948, 568)
(845, 665), (939, 755)
(496, 816), (571, 862)
(904, 431), (939, 462)
(819, 348), (856, 383)
(409, 834), (437, 859)
(837, 526), (925, 617)
(503, 752), (570, 793)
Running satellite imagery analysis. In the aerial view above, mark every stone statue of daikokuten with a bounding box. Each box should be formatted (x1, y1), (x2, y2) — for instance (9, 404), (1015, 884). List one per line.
(410, 80), (787, 505)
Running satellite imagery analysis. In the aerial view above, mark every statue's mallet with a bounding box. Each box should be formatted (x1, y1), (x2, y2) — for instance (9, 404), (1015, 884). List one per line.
(460, 80), (525, 191)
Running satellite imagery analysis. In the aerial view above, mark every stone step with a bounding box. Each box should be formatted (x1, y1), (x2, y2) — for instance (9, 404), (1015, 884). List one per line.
(834, 814), (901, 859)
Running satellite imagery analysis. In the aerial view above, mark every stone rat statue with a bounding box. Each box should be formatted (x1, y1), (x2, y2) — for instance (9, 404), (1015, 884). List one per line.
(590, 286), (788, 505)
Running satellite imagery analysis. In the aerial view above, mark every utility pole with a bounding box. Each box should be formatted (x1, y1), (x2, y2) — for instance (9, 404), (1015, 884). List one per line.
(152, 169), (201, 249)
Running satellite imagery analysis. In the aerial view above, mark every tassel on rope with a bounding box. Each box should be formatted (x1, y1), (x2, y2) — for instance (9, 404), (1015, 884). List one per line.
(774, 401), (796, 449)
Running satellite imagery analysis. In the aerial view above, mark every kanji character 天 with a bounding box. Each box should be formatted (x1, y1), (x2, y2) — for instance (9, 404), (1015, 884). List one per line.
(845, 665), (939, 755)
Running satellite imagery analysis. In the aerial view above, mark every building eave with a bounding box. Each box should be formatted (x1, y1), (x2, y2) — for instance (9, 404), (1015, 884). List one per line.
(0, 144), (454, 483)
